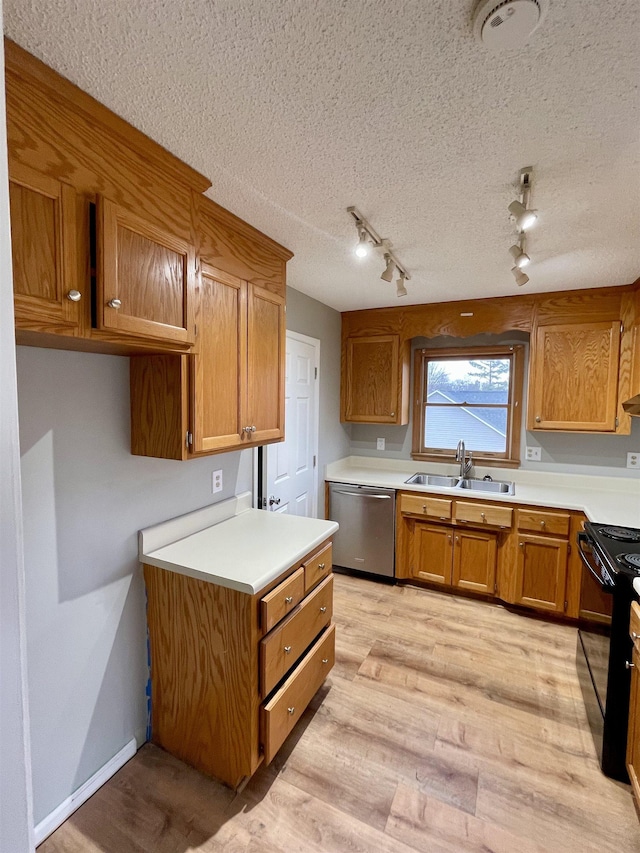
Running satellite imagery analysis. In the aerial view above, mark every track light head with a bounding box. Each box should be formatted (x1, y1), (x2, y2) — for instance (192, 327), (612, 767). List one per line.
(355, 225), (370, 258)
(381, 253), (396, 282)
(508, 244), (531, 268)
(508, 200), (538, 232)
(511, 266), (529, 287)
(396, 273), (408, 298)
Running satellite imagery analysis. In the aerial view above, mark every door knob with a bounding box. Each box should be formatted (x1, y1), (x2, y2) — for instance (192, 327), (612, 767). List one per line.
(269, 496), (281, 506)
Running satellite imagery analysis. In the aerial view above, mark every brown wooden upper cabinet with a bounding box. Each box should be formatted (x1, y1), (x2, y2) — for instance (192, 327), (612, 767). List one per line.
(9, 162), (80, 333)
(96, 197), (196, 346)
(341, 333), (409, 424)
(527, 320), (622, 432)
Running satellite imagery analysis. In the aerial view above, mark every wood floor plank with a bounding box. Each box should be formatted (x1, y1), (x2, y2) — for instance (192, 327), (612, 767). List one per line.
(38, 574), (639, 853)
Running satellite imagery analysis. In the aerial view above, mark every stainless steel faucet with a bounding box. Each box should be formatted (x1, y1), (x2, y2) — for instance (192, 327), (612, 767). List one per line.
(455, 440), (473, 478)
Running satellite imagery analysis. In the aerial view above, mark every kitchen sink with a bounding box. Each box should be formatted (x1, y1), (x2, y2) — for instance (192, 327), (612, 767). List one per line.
(458, 478), (515, 495)
(405, 473), (460, 487)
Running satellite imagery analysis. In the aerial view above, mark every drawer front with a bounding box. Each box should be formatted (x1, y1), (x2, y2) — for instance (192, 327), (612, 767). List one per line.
(304, 543), (332, 593)
(454, 500), (513, 529)
(631, 602), (640, 648)
(261, 567), (305, 633)
(400, 493), (452, 520)
(261, 574), (333, 697)
(516, 508), (570, 537)
(261, 624), (335, 765)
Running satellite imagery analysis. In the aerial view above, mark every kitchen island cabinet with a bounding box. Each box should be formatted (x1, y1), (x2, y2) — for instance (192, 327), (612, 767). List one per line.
(140, 495), (337, 789)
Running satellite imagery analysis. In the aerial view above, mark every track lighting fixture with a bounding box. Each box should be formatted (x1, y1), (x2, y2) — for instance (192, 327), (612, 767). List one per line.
(508, 168), (537, 231)
(347, 206), (411, 297)
(511, 266), (529, 287)
(380, 253), (396, 282)
(508, 242), (530, 269)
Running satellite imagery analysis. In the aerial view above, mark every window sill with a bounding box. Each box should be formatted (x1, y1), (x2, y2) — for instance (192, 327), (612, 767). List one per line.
(411, 452), (520, 469)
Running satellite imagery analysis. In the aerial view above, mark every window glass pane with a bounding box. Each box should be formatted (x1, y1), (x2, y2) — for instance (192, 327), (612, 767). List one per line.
(427, 358), (510, 404)
(424, 405), (507, 453)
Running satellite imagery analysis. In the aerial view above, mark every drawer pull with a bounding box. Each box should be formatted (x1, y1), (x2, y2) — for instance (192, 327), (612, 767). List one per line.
(480, 512), (486, 520)
(320, 606), (327, 613)
(540, 520), (546, 528)
(284, 645), (292, 654)
(633, 632), (639, 641)
(626, 660), (635, 670)
(322, 658), (329, 664)
(285, 596), (293, 604)
(287, 706), (295, 715)
(318, 562), (326, 570)
(423, 505), (427, 512)
(107, 298), (122, 309)
(519, 542), (524, 548)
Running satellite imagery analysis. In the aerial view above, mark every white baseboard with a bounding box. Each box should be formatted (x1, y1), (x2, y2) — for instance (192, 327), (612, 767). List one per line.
(34, 738), (137, 846)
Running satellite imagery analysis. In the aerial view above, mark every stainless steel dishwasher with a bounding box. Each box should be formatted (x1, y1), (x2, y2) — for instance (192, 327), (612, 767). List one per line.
(328, 482), (395, 578)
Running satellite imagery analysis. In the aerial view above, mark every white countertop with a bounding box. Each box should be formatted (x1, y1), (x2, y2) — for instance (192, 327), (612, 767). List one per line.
(139, 492), (338, 595)
(325, 456), (640, 527)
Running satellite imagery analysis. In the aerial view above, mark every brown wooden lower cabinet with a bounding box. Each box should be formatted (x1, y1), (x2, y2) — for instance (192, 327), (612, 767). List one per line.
(627, 603), (640, 804)
(513, 534), (569, 613)
(144, 537), (334, 789)
(408, 520), (497, 596)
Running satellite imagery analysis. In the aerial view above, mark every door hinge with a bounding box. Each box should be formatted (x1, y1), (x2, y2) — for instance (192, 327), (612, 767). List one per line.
(313, 455), (317, 467)
(315, 366), (318, 379)
(615, 417), (620, 428)
(186, 431), (193, 448)
(494, 582), (498, 593)
(567, 543), (571, 555)
(564, 600), (568, 611)
(194, 323), (198, 338)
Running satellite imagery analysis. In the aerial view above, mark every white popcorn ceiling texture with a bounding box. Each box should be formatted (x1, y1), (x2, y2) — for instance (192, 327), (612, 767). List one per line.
(4, 0), (639, 311)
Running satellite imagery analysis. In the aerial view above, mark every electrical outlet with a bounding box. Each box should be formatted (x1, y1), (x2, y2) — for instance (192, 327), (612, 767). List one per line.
(212, 469), (223, 493)
(376, 438), (385, 451)
(627, 452), (640, 470)
(525, 446), (541, 461)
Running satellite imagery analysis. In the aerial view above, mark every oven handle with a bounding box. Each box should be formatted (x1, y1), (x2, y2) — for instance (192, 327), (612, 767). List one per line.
(577, 532), (614, 591)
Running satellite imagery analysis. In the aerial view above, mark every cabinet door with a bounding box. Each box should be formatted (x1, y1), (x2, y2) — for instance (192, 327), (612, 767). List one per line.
(627, 643), (640, 804)
(342, 334), (403, 424)
(514, 534), (568, 612)
(528, 321), (621, 431)
(245, 283), (285, 444)
(96, 196), (195, 345)
(413, 522), (453, 585)
(192, 264), (246, 452)
(452, 529), (497, 595)
(9, 162), (80, 331)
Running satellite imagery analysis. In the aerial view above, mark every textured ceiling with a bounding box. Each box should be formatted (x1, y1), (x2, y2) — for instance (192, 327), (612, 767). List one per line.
(4, 0), (640, 311)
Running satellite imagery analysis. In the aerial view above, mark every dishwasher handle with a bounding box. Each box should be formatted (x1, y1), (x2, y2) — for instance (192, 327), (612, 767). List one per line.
(332, 489), (392, 499)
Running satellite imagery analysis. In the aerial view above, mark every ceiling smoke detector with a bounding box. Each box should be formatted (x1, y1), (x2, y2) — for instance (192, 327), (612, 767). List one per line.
(472, 0), (549, 50)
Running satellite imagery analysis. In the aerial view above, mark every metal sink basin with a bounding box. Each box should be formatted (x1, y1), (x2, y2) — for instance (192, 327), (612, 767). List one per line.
(405, 473), (460, 488)
(458, 478), (515, 495)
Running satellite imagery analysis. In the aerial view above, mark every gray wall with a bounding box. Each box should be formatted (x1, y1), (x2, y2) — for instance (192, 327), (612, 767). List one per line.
(0, 9), (35, 848)
(286, 286), (351, 512)
(16, 346), (252, 824)
(351, 332), (640, 477)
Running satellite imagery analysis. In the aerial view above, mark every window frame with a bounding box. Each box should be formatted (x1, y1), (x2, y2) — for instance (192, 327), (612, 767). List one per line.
(411, 344), (525, 467)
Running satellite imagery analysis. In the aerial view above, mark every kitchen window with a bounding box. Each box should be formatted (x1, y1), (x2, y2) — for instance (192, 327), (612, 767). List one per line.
(412, 345), (524, 466)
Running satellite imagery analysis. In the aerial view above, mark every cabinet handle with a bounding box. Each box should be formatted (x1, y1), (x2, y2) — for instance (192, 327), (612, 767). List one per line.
(320, 606), (327, 613)
(390, 412), (395, 417)
(66, 289), (81, 302)
(318, 562), (325, 570)
(448, 535), (452, 542)
(422, 505), (427, 512)
(535, 416), (541, 423)
(107, 298), (122, 309)
(284, 645), (292, 654)
(285, 596), (293, 604)
(519, 542), (524, 548)
(322, 658), (329, 664)
(626, 660), (635, 670)
(480, 512), (486, 520)
(287, 707), (295, 715)
(633, 632), (639, 641)
(455, 536), (459, 543)
(540, 520), (546, 528)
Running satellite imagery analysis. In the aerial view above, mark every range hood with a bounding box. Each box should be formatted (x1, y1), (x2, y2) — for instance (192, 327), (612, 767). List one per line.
(622, 395), (640, 416)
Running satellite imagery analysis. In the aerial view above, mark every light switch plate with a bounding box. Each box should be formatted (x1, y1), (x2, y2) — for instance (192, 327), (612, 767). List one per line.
(376, 438), (385, 450)
(212, 470), (223, 493)
(525, 446), (541, 461)
(627, 452), (640, 470)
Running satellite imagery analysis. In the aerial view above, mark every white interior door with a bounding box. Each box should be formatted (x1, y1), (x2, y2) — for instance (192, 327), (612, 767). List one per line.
(265, 332), (319, 517)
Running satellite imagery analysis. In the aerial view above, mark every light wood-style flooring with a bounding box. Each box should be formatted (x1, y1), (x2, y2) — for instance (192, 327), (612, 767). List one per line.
(40, 574), (640, 852)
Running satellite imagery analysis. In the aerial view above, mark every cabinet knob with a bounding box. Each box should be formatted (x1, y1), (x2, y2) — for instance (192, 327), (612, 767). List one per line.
(480, 512), (486, 520)
(626, 660), (635, 670)
(535, 416), (541, 423)
(322, 658), (329, 664)
(285, 596), (293, 604)
(390, 412), (395, 417)
(519, 542), (524, 548)
(66, 289), (81, 302)
(244, 425), (257, 434)
(318, 562), (325, 570)
(284, 645), (292, 654)
(455, 535), (459, 543)
(320, 606), (327, 613)
(287, 707), (295, 715)
(422, 505), (427, 512)
(107, 298), (122, 309)
(633, 632), (639, 641)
